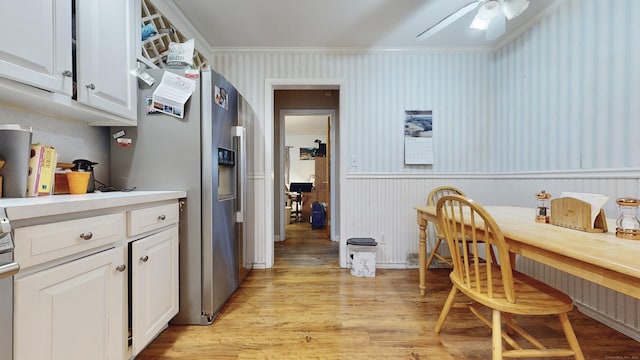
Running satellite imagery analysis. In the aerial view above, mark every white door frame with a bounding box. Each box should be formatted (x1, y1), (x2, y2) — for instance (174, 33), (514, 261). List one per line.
(263, 78), (343, 268)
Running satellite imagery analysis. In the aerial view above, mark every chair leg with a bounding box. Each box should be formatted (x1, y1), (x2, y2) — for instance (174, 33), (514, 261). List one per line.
(434, 287), (458, 333)
(468, 304), (520, 351)
(492, 309), (503, 360)
(425, 238), (443, 269)
(559, 312), (585, 360)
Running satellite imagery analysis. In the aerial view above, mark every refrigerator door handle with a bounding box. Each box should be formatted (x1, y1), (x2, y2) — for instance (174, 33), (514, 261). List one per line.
(233, 126), (246, 223)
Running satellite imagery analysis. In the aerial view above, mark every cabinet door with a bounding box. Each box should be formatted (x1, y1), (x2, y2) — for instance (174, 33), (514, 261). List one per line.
(131, 226), (179, 356)
(75, 0), (136, 120)
(14, 247), (126, 360)
(0, 0), (73, 95)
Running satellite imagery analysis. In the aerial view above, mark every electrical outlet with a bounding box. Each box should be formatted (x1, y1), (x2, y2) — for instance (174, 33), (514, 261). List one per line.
(379, 233), (386, 244)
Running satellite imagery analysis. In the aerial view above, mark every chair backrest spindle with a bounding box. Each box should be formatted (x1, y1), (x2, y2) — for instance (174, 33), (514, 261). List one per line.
(428, 186), (466, 240)
(436, 195), (516, 303)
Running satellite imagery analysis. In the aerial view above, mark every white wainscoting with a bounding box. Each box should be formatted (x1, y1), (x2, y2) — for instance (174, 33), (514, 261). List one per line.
(518, 257), (640, 342)
(340, 170), (640, 340)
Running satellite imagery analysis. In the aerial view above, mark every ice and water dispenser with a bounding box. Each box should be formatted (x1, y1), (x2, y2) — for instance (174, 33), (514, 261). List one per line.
(217, 147), (236, 200)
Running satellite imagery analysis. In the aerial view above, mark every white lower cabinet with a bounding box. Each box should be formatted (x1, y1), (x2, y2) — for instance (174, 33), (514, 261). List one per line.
(10, 197), (183, 360)
(130, 225), (179, 356)
(14, 247), (126, 360)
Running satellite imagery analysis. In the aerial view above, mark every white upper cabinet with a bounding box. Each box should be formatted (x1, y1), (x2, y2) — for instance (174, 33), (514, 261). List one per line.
(0, 0), (137, 126)
(0, 0), (73, 95)
(75, 0), (137, 120)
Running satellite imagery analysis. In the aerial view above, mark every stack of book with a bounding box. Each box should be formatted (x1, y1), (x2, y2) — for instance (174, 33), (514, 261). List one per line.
(26, 144), (57, 197)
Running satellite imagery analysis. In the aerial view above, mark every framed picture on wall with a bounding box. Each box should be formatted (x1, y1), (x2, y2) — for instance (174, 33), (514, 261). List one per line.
(300, 147), (315, 160)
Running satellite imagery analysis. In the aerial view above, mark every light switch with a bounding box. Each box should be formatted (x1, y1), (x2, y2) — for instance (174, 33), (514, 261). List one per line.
(351, 156), (360, 167)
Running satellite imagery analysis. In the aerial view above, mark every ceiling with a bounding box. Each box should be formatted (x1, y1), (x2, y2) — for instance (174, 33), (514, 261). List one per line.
(171, 0), (561, 50)
(285, 115), (328, 136)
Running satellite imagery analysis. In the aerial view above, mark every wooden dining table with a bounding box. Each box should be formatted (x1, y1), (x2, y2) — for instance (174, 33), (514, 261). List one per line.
(416, 205), (640, 298)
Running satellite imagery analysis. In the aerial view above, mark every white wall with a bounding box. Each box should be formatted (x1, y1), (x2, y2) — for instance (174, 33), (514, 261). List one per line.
(210, 0), (640, 264)
(0, 104), (110, 185)
(208, 0), (640, 338)
(491, 0), (640, 172)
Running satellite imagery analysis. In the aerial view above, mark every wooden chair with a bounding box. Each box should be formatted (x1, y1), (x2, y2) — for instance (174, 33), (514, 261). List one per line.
(425, 186), (466, 269)
(434, 195), (584, 359)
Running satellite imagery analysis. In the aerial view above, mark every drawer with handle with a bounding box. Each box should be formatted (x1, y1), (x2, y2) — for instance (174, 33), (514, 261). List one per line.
(14, 213), (125, 269)
(127, 202), (179, 237)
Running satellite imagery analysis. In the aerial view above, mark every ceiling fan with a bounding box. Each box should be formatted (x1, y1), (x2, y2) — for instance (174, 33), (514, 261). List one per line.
(417, 0), (530, 42)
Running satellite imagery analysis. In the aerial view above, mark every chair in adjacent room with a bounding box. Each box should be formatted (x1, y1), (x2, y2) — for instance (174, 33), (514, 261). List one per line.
(425, 186), (466, 269)
(434, 195), (584, 359)
(287, 192), (302, 223)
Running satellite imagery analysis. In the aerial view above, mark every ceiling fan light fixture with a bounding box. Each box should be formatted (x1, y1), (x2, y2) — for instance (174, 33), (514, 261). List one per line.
(502, 0), (530, 20)
(470, 13), (491, 30)
(478, 0), (502, 19)
(470, 0), (501, 30)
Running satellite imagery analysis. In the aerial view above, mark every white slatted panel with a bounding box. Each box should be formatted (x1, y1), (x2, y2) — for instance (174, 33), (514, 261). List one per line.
(493, 0), (640, 172)
(211, 51), (492, 175)
(212, 2), (640, 175)
(342, 173), (639, 264)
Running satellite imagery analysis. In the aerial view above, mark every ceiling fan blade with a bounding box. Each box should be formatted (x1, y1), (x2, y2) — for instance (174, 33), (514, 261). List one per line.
(416, 1), (479, 40)
(485, 12), (505, 41)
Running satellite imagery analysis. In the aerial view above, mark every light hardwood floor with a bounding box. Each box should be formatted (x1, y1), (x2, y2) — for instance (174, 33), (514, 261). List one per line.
(137, 222), (640, 359)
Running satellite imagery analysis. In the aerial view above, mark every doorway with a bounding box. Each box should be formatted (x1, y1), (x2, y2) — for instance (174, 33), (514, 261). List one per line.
(282, 112), (331, 241)
(264, 81), (342, 268)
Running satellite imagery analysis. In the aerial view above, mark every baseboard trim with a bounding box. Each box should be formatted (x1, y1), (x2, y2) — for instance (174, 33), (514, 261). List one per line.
(576, 302), (640, 342)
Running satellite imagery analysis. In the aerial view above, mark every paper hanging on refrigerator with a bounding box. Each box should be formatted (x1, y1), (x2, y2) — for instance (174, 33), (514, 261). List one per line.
(151, 71), (196, 118)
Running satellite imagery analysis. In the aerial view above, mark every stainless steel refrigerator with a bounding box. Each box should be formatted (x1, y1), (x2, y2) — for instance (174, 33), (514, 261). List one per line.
(110, 68), (252, 325)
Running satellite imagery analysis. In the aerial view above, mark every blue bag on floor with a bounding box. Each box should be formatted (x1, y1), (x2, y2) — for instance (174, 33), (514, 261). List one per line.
(311, 202), (326, 229)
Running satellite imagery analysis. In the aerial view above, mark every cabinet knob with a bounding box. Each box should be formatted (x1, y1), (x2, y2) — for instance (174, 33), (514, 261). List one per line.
(116, 265), (126, 272)
(79, 232), (93, 240)
(85, 83), (95, 90)
(140, 255), (149, 262)
(158, 214), (166, 221)
(62, 70), (73, 77)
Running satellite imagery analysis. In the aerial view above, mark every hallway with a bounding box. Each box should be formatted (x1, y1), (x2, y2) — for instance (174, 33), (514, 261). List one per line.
(275, 222), (337, 269)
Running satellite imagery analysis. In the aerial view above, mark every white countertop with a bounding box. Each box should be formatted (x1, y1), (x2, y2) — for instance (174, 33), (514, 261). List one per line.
(0, 190), (186, 220)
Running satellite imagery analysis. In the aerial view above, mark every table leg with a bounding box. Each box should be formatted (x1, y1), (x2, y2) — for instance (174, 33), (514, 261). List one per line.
(418, 213), (428, 296)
